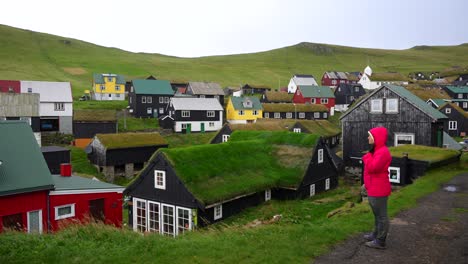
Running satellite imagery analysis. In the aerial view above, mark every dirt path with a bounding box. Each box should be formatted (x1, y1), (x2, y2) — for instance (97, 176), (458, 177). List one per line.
(313, 173), (468, 264)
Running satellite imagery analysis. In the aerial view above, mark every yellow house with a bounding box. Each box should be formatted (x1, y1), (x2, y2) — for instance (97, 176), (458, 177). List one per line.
(226, 96), (263, 124)
(92, 73), (126, 101)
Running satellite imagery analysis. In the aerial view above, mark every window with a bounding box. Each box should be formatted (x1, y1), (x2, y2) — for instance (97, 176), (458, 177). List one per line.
(253, 110), (258, 116)
(115, 85), (120, 91)
(182, 111), (190, 117)
(286, 112), (292, 118)
(147, 96), (152, 103)
(274, 112), (280, 119)
(148, 201), (160, 233)
(199, 95), (205, 98)
(142, 97), (146, 103)
(131, 86), (134, 92)
(318, 149), (323, 163)
(154, 170), (166, 190)
(55, 204), (75, 220)
(321, 98), (328, 104)
(445, 108), (451, 114)
(214, 205), (222, 220)
(331, 80), (336, 85)
(100, 85), (105, 91)
(394, 133), (415, 146)
(181, 123), (188, 129)
(388, 167), (401, 184)
(207, 111), (215, 117)
(177, 207), (191, 235)
(108, 77), (112, 82)
(449, 121), (457, 130)
(299, 112), (305, 119)
(116, 94), (120, 98)
(164, 97), (170, 103)
(134, 198), (147, 232)
(323, 112), (328, 118)
(458, 93), (463, 99)
(386, 98), (399, 113)
(355, 87), (360, 92)
(54, 103), (65, 111)
(265, 189), (271, 201)
(222, 134), (230, 143)
(159, 108), (164, 114)
(238, 110), (244, 116)
(311, 98), (316, 104)
(293, 128), (301, 133)
(464, 102), (468, 108)
(27, 88), (32, 93)
(162, 204), (175, 236)
(337, 87), (341, 92)
(147, 108), (152, 114)
(325, 178), (330, 190)
(310, 184), (316, 197)
(314, 112), (320, 119)
(159, 97), (164, 103)
(264, 113), (269, 118)
(370, 99), (383, 113)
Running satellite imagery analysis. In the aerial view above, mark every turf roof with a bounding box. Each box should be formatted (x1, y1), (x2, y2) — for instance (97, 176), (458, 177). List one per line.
(264, 91), (294, 102)
(96, 132), (167, 149)
(295, 120), (341, 137)
(262, 103), (328, 112)
(370, 72), (408, 81)
(73, 109), (117, 121)
(228, 119), (295, 132)
(439, 102), (468, 118)
(161, 131), (319, 205)
(388, 145), (460, 164)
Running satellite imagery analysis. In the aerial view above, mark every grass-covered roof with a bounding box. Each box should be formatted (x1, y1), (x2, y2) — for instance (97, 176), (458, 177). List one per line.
(74, 109), (117, 122)
(405, 84), (451, 101)
(262, 103), (328, 112)
(389, 145), (460, 164)
(370, 72), (408, 82)
(161, 131), (319, 205)
(264, 91), (293, 102)
(97, 132), (167, 149)
(296, 120), (341, 137)
(228, 119), (296, 131)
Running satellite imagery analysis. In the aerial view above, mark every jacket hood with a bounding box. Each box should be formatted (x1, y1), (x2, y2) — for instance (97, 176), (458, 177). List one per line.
(369, 127), (388, 149)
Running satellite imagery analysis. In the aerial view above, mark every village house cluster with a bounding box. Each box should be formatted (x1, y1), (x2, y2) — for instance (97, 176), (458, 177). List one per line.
(0, 66), (466, 236)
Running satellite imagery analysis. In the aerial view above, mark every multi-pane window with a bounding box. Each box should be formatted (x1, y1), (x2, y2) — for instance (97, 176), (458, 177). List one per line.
(325, 178), (330, 190)
(464, 102), (468, 108)
(265, 189), (271, 201)
(207, 111), (215, 117)
(209, 122), (215, 127)
(310, 184), (316, 197)
(159, 97), (164, 103)
(314, 112), (320, 119)
(164, 97), (170, 103)
(238, 110), (245, 116)
(115, 85), (120, 91)
(293, 128), (301, 133)
(135, 199), (147, 232)
(318, 149), (323, 163)
(310, 98), (316, 104)
(394, 133), (415, 146)
(214, 205), (222, 220)
(222, 134), (230, 142)
(55, 204), (75, 220)
(142, 97), (146, 103)
(264, 113), (269, 118)
(162, 205), (175, 236)
(299, 112), (305, 119)
(370, 99), (383, 113)
(321, 98), (328, 104)
(458, 93), (463, 99)
(386, 98), (399, 113)
(147, 96), (152, 103)
(182, 111), (190, 117)
(355, 87), (359, 92)
(286, 112), (292, 118)
(177, 208), (191, 235)
(449, 121), (457, 130)
(148, 202), (160, 233)
(54, 103), (65, 111)
(274, 113), (280, 119)
(154, 170), (166, 190)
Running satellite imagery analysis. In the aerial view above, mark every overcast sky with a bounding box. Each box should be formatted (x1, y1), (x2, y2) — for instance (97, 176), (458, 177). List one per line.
(1, 0), (467, 57)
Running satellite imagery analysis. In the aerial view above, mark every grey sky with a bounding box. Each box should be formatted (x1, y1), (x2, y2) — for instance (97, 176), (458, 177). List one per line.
(1, 0), (467, 57)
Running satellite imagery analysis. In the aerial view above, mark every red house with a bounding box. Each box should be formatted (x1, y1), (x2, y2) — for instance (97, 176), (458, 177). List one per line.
(293, 85), (336, 110)
(321, 72), (348, 87)
(0, 80), (21, 93)
(0, 121), (124, 233)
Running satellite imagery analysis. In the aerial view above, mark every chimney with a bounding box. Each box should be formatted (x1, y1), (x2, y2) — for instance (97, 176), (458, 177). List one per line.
(60, 163), (72, 177)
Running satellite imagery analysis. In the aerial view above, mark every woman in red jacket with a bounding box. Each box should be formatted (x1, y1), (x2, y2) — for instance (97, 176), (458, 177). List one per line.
(362, 126), (392, 249)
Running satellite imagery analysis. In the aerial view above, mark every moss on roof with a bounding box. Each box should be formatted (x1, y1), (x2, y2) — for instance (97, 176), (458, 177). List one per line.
(264, 91), (293, 102)
(370, 72), (408, 82)
(405, 84), (451, 101)
(228, 119), (296, 131)
(296, 120), (341, 137)
(74, 109), (117, 122)
(439, 102), (468, 118)
(161, 131), (318, 205)
(389, 145), (460, 164)
(262, 103), (328, 112)
(97, 132), (167, 149)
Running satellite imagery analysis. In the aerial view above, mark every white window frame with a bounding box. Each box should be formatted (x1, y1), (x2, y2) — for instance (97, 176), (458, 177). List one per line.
(293, 128), (301, 133)
(147, 201), (160, 233)
(162, 204), (175, 237)
(159, 97), (164, 103)
(321, 98), (328, 104)
(318, 149), (324, 163)
(310, 184), (316, 197)
(458, 93), (463, 99)
(222, 134), (230, 143)
(355, 87), (360, 92)
(214, 204), (223, 220)
(27, 210), (43, 234)
(274, 112), (280, 119)
(299, 112), (305, 119)
(286, 112), (292, 118)
(310, 98), (316, 104)
(449, 121), (457, 130)
(314, 112), (320, 119)
(147, 107), (152, 114)
(182, 111), (190, 117)
(115, 85), (120, 91)
(238, 110), (244, 116)
(209, 122), (215, 127)
(207, 111), (215, 117)
(164, 97), (170, 103)
(264, 112), (269, 118)
(147, 96), (152, 104)
(463, 102), (467, 108)
(394, 133), (415, 146)
(154, 170), (166, 190)
(370, 99), (383, 113)
(253, 110), (258, 116)
(181, 123), (188, 129)
(133, 198), (147, 232)
(176, 206), (192, 235)
(386, 98), (399, 113)
(116, 93), (121, 98)
(265, 189), (271, 201)
(129, 97), (132, 104)
(325, 178), (330, 190)
(142, 97), (146, 103)
(445, 108), (451, 114)
(388, 167), (401, 184)
(55, 204), (75, 220)
(54, 103), (65, 111)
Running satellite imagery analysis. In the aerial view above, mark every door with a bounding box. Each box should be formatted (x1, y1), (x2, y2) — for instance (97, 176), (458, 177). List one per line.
(89, 198), (105, 222)
(201, 123), (205, 133)
(27, 210), (42, 233)
(187, 124), (191, 134)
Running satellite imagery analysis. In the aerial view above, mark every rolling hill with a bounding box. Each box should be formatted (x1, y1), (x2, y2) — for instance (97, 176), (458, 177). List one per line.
(1, 24), (468, 102)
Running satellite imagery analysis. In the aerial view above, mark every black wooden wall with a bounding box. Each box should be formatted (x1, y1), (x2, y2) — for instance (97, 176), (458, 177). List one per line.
(73, 122), (117, 138)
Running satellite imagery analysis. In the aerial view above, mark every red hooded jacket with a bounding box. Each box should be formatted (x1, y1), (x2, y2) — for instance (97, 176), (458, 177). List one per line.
(362, 127), (392, 197)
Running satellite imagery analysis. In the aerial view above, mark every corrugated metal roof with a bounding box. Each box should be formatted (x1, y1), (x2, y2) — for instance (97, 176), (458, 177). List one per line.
(132, 79), (174, 95)
(298, 85), (335, 98)
(52, 175), (124, 191)
(93, 73), (126, 85)
(230, 96), (262, 110)
(336, 72), (348, 79)
(293, 76), (318, 86)
(188, 82), (224, 95)
(20, 81), (73, 102)
(171, 97), (223, 111)
(326, 72), (337, 79)
(0, 121), (54, 196)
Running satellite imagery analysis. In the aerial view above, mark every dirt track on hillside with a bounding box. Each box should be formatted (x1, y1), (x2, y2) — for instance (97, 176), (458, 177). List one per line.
(313, 173), (468, 264)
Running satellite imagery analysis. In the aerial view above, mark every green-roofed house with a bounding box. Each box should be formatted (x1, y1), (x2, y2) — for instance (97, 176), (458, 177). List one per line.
(442, 86), (468, 101)
(438, 102), (468, 137)
(226, 96), (263, 124)
(292, 85), (335, 112)
(124, 131), (339, 236)
(86, 132), (169, 181)
(128, 79), (175, 118)
(340, 84), (448, 164)
(92, 73), (126, 101)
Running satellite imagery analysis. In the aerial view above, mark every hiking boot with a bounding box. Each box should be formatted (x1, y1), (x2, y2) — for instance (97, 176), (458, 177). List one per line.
(365, 239), (386, 249)
(363, 233), (375, 241)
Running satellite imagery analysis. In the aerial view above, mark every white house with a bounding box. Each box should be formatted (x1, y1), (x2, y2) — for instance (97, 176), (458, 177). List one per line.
(20, 81), (73, 134)
(288, 74), (318, 93)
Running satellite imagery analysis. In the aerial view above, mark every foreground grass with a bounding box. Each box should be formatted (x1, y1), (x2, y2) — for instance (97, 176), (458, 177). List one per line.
(69, 146), (102, 179)
(1, 154), (466, 263)
(117, 116), (159, 132)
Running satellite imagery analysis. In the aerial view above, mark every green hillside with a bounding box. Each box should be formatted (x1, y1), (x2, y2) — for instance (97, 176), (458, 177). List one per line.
(1, 24), (468, 103)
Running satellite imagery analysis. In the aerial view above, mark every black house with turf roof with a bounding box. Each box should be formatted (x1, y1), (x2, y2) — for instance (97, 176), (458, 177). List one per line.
(124, 131), (338, 236)
(262, 103), (329, 120)
(73, 109), (117, 148)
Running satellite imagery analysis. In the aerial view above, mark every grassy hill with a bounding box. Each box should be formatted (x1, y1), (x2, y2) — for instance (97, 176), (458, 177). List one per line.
(1, 24), (468, 105)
